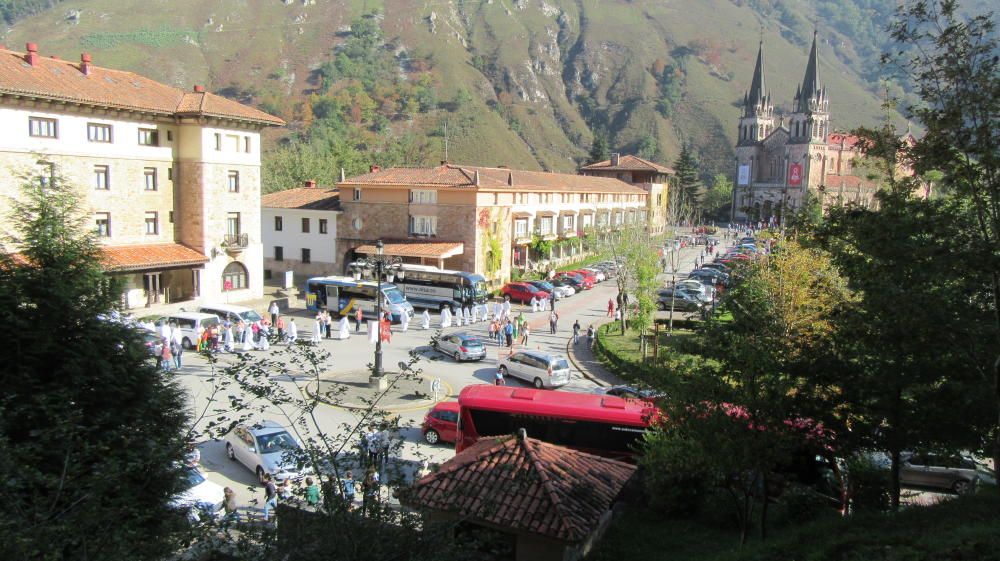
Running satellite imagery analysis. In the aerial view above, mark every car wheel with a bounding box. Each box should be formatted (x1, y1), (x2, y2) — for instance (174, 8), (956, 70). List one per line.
(454, 351), (462, 362)
(424, 429), (440, 445)
(226, 443), (236, 461)
(533, 377), (544, 389)
(656, 302), (666, 311)
(953, 479), (972, 494)
(256, 467), (266, 485)
(499, 366), (509, 377)
(182, 337), (192, 350)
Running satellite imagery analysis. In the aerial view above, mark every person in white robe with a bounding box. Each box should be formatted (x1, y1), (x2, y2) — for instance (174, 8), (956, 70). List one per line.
(336, 316), (350, 339)
(421, 309), (431, 329)
(400, 310), (410, 332)
(502, 299), (512, 320)
(492, 301), (501, 320)
(530, 296), (538, 312)
(258, 330), (270, 351)
(472, 305), (480, 323)
(287, 318), (298, 344)
(440, 307), (452, 328)
(160, 321), (172, 341)
(312, 317), (323, 344)
(241, 329), (255, 352)
(222, 324), (234, 353)
(368, 321), (378, 344)
(464, 307), (472, 324)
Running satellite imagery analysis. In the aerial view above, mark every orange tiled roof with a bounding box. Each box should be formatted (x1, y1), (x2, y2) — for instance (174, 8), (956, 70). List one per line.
(0, 46), (284, 126)
(341, 164), (646, 194)
(355, 241), (464, 259)
(261, 187), (340, 210)
(101, 243), (208, 272)
(823, 174), (870, 189)
(403, 433), (635, 542)
(827, 132), (862, 148)
(580, 154), (675, 174)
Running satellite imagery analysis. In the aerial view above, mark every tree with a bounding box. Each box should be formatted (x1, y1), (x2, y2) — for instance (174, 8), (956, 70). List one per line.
(882, 0), (1000, 478)
(637, 134), (658, 161)
(0, 175), (191, 559)
(592, 225), (660, 336)
(673, 143), (702, 213)
(588, 132), (610, 164)
(703, 174), (734, 220)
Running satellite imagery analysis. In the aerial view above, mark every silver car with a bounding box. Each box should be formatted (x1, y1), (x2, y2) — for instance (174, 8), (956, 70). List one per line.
(900, 453), (981, 494)
(498, 350), (571, 389)
(225, 421), (310, 484)
(435, 332), (487, 362)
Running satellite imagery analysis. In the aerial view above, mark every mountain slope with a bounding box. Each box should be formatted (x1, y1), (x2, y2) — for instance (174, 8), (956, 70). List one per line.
(1, 0), (899, 187)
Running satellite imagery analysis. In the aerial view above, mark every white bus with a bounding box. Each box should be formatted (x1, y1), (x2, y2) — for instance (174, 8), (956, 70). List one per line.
(304, 276), (414, 322)
(387, 264), (489, 311)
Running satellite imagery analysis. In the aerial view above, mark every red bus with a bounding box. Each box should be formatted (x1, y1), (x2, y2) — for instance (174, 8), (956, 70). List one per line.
(456, 385), (659, 461)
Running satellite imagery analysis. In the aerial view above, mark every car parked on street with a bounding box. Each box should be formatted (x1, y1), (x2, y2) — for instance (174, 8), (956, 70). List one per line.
(498, 350), (572, 389)
(527, 280), (572, 299)
(435, 332), (487, 362)
(171, 466), (225, 523)
(566, 269), (599, 285)
(546, 278), (577, 296)
(593, 385), (664, 401)
(141, 330), (164, 358)
(557, 272), (594, 290)
(225, 421), (310, 484)
(143, 312), (221, 349)
(554, 275), (586, 291)
(656, 289), (704, 312)
(198, 304), (264, 325)
(500, 282), (549, 304)
(581, 268), (607, 282)
(689, 268), (730, 287)
(422, 401), (460, 444)
(674, 279), (716, 300)
(900, 452), (983, 494)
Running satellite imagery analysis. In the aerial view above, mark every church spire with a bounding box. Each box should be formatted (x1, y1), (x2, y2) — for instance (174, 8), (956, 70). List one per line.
(743, 40), (768, 118)
(795, 30), (822, 113)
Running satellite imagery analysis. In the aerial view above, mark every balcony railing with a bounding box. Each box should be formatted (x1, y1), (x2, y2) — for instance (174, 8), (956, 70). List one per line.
(222, 233), (249, 254)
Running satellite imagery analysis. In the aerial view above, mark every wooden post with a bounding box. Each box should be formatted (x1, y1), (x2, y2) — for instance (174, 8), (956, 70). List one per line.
(653, 321), (659, 360)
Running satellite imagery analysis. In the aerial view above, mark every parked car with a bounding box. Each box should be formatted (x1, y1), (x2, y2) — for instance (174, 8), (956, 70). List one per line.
(689, 269), (730, 287)
(141, 331), (164, 358)
(421, 401), (460, 444)
(566, 269), (599, 285)
(554, 275), (586, 291)
(593, 385), (664, 400)
(498, 350), (572, 389)
(500, 282), (549, 304)
(527, 280), (572, 299)
(900, 452), (982, 494)
(546, 278), (577, 296)
(701, 262), (731, 274)
(225, 421), (310, 484)
(675, 279), (716, 299)
(198, 304), (263, 325)
(656, 289), (704, 312)
(557, 272), (594, 290)
(435, 332), (487, 362)
(143, 312), (221, 349)
(581, 268), (607, 282)
(171, 466), (225, 523)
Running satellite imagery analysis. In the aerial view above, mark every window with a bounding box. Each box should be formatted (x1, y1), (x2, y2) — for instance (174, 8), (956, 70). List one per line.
(222, 261), (248, 291)
(514, 219), (528, 236)
(274, 216), (283, 231)
(353, 188), (361, 201)
(29, 117), (57, 138)
(95, 212), (111, 237)
(274, 246), (284, 261)
(319, 219), (328, 234)
(562, 215), (575, 231)
(409, 215), (437, 236)
(227, 212), (241, 236)
(143, 168), (157, 191)
(144, 211), (158, 235)
(87, 123), (112, 143)
(409, 189), (437, 204)
(301, 248), (311, 264)
(94, 166), (109, 190)
(301, 218), (310, 233)
(244, 136), (252, 153)
(169, 211), (174, 223)
(582, 214), (593, 229)
(227, 171), (239, 193)
(227, 135), (240, 151)
(167, 167), (173, 181)
(138, 128), (159, 146)
(539, 216), (553, 235)
(214, 133), (222, 151)
(166, 130), (173, 142)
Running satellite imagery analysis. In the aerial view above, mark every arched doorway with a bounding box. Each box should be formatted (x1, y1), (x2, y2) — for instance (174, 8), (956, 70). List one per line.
(222, 261), (248, 291)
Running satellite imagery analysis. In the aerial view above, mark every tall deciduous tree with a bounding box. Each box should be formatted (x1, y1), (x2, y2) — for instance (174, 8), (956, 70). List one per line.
(883, 0), (1000, 478)
(0, 176), (191, 559)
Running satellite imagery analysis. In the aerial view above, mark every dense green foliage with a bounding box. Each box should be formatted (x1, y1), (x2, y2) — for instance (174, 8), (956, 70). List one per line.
(0, 177), (191, 559)
(673, 144), (703, 213)
(0, 0), (62, 25)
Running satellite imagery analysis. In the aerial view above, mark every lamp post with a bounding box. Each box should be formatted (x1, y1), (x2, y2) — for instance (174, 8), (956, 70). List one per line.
(350, 240), (404, 383)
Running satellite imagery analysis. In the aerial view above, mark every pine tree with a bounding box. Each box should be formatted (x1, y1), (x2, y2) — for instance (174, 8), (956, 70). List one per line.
(673, 143), (702, 210)
(589, 133), (610, 164)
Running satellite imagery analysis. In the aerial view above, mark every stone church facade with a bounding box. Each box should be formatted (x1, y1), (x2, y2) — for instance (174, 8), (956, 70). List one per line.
(731, 32), (884, 223)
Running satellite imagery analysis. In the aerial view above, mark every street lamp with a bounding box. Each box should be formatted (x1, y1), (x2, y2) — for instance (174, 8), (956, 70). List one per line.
(350, 240), (405, 380)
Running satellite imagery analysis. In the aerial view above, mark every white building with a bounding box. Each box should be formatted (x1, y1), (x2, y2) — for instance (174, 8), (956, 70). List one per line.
(261, 181), (341, 282)
(0, 43), (283, 310)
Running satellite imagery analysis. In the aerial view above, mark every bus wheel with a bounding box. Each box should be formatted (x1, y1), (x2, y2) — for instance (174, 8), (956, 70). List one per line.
(424, 430), (440, 445)
(533, 378), (544, 389)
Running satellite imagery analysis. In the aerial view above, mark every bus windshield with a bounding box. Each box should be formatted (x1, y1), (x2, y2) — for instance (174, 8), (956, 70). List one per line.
(474, 281), (489, 299)
(383, 288), (406, 304)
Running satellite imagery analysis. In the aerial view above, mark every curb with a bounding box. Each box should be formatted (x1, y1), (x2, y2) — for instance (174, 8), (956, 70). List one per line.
(304, 374), (455, 414)
(566, 320), (615, 388)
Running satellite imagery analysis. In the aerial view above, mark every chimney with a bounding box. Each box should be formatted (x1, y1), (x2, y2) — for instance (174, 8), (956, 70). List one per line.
(610, 152), (620, 166)
(474, 170), (480, 186)
(304, 180), (317, 189)
(370, 164), (381, 173)
(440, 160), (449, 166)
(507, 172), (514, 186)
(340, 167), (346, 182)
(25, 43), (39, 67)
(193, 84), (206, 93)
(80, 52), (92, 76)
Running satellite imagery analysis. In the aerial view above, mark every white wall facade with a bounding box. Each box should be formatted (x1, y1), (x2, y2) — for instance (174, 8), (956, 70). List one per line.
(261, 207), (340, 280)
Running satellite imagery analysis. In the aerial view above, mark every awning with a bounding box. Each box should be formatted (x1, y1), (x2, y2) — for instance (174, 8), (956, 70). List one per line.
(356, 241), (465, 259)
(101, 243), (209, 273)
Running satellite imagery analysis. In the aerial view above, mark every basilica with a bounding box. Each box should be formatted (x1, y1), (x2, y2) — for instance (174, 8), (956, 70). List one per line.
(731, 32), (898, 223)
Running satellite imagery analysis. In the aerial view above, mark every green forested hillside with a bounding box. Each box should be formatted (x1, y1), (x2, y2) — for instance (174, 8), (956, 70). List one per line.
(1, 0), (912, 191)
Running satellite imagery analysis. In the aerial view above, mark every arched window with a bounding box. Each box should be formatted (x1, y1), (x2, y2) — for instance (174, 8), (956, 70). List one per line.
(222, 261), (248, 291)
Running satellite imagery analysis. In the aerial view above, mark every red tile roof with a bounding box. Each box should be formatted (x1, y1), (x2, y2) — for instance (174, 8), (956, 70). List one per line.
(261, 187), (340, 210)
(823, 174), (870, 189)
(355, 241), (464, 259)
(341, 164), (645, 194)
(580, 154), (675, 174)
(100, 243), (208, 272)
(404, 433), (635, 542)
(0, 46), (283, 126)
(827, 132), (862, 149)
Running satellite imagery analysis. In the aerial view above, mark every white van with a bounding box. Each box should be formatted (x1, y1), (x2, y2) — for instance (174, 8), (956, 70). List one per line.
(197, 304), (264, 325)
(147, 312), (220, 349)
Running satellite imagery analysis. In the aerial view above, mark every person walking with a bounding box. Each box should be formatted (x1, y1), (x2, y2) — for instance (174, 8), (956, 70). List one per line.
(488, 320), (497, 345)
(262, 474), (278, 522)
(171, 334), (183, 369)
(269, 301), (280, 326)
(607, 298), (615, 318)
(549, 310), (559, 334)
(494, 367), (506, 386)
(342, 471), (357, 510)
(587, 324), (595, 348)
(355, 307), (364, 333)
(520, 323), (530, 346)
(363, 465), (380, 517)
(222, 487), (239, 526)
(504, 320), (514, 348)
(287, 318), (298, 344)
(324, 311), (333, 339)
(572, 320), (581, 345)
(160, 338), (172, 372)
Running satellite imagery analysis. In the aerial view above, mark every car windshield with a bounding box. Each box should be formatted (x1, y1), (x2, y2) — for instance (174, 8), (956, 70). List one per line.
(256, 431), (298, 453)
(241, 310), (263, 322)
(383, 288), (406, 304)
(552, 359), (570, 370)
(535, 282), (554, 291)
(183, 467), (206, 488)
(524, 284), (540, 293)
(461, 336), (484, 347)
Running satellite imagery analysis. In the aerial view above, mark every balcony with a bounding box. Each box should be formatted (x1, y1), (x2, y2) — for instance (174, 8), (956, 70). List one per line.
(533, 229), (558, 241)
(222, 233), (249, 255)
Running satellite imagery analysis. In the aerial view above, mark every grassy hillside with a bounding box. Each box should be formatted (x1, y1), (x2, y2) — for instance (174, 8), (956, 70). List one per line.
(2, 0), (901, 188)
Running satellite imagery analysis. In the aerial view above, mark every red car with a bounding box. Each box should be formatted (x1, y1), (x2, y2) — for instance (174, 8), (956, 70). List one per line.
(566, 269), (598, 284)
(422, 401), (460, 444)
(557, 271), (594, 289)
(500, 282), (549, 304)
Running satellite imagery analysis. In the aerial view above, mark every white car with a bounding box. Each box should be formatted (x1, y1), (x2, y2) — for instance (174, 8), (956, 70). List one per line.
(225, 421), (311, 484)
(675, 279), (715, 299)
(582, 268), (607, 282)
(171, 467), (224, 523)
(498, 350), (571, 389)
